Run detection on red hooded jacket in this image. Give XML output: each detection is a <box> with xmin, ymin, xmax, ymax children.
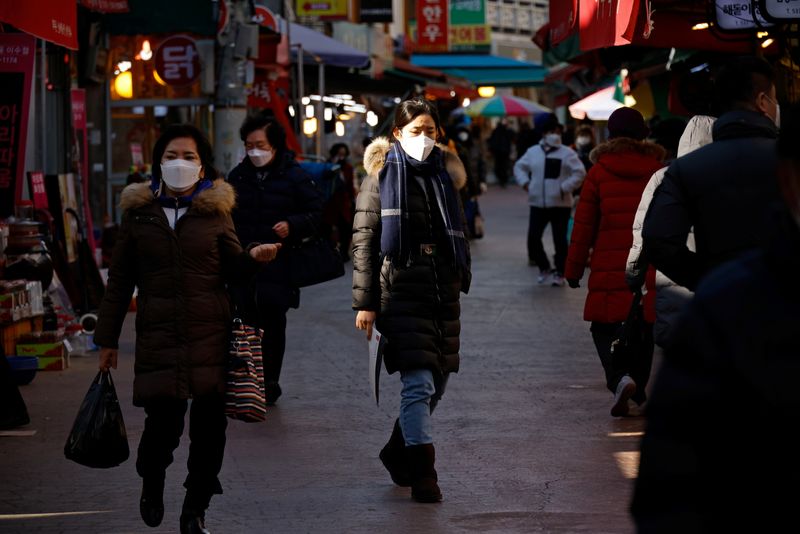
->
<box><xmin>565</xmin><ymin>138</ymin><xmax>666</xmax><ymax>323</ymax></box>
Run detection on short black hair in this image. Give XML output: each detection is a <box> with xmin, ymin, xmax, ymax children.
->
<box><xmin>393</xmin><ymin>98</ymin><xmax>441</xmax><ymax>135</ymax></box>
<box><xmin>152</xmin><ymin>124</ymin><xmax>218</xmax><ymax>181</ymax></box>
<box><xmin>239</xmin><ymin>115</ymin><xmax>287</xmax><ymax>152</ymax></box>
<box><xmin>329</xmin><ymin>143</ymin><xmax>349</xmax><ymax>159</ymax></box>
<box><xmin>714</xmin><ymin>56</ymin><xmax>775</xmax><ymax>113</ymax></box>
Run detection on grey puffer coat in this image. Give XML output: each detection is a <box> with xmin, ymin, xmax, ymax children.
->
<box><xmin>95</xmin><ymin>180</ymin><xmax>257</xmax><ymax>406</ymax></box>
<box><xmin>626</xmin><ymin>116</ymin><xmax>715</xmax><ymax>346</ymax></box>
<box><xmin>352</xmin><ymin>137</ymin><xmax>470</xmax><ymax>377</ymax></box>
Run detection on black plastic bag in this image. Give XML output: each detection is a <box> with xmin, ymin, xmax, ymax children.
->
<box><xmin>64</xmin><ymin>371</ymin><xmax>129</xmax><ymax>468</ymax></box>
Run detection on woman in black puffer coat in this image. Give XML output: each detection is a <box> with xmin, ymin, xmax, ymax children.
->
<box><xmin>353</xmin><ymin>99</ymin><xmax>470</xmax><ymax>503</ymax></box>
<box><xmin>227</xmin><ymin>116</ymin><xmax>323</xmax><ymax>404</ymax></box>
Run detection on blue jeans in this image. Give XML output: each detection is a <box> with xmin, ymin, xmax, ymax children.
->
<box><xmin>399</xmin><ymin>369</ymin><xmax>448</xmax><ymax>446</ymax></box>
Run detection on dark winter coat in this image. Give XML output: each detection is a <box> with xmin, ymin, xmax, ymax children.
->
<box><xmin>227</xmin><ymin>152</ymin><xmax>323</xmax><ymax>310</ymax></box>
<box><xmin>95</xmin><ymin>180</ymin><xmax>257</xmax><ymax>407</ymax></box>
<box><xmin>631</xmin><ymin>213</ymin><xmax>800</xmax><ymax>533</ymax></box>
<box><xmin>565</xmin><ymin>138</ymin><xmax>665</xmax><ymax>323</ymax></box>
<box><xmin>352</xmin><ymin>137</ymin><xmax>470</xmax><ymax>377</ymax></box>
<box><xmin>642</xmin><ymin>110</ymin><xmax>781</xmax><ymax>291</ymax></box>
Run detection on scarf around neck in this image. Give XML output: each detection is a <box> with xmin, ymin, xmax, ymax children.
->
<box><xmin>378</xmin><ymin>142</ymin><xmax>468</xmax><ymax>271</ymax></box>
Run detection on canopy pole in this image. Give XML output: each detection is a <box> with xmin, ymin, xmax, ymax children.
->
<box><xmin>316</xmin><ymin>61</ymin><xmax>324</xmax><ymax>159</ymax></box>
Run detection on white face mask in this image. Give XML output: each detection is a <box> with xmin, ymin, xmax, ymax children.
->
<box><xmin>160</xmin><ymin>159</ymin><xmax>202</xmax><ymax>193</ymax></box>
<box><xmin>248</xmin><ymin>148</ymin><xmax>273</xmax><ymax>167</ymax></box>
<box><xmin>576</xmin><ymin>136</ymin><xmax>591</xmax><ymax>147</ymax></box>
<box><xmin>544</xmin><ymin>133</ymin><xmax>562</xmax><ymax>147</ymax></box>
<box><xmin>399</xmin><ymin>134</ymin><xmax>436</xmax><ymax>161</ymax></box>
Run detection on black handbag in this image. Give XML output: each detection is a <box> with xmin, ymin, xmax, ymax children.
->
<box><xmin>288</xmin><ymin>235</ymin><xmax>345</xmax><ymax>288</ymax></box>
<box><xmin>64</xmin><ymin>371</ymin><xmax>130</xmax><ymax>468</ymax></box>
<box><xmin>610</xmin><ymin>291</ymin><xmax>646</xmax><ymax>370</ymax></box>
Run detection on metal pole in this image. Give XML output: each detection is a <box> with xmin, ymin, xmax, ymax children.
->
<box><xmin>39</xmin><ymin>40</ymin><xmax>47</xmax><ymax>174</ymax></box>
<box><xmin>316</xmin><ymin>61</ymin><xmax>324</xmax><ymax>159</ymax></box>
<box><xmin>296</xmin><ymin>43</ymin><xmax>305</xmax><ymax>156</ymax></box>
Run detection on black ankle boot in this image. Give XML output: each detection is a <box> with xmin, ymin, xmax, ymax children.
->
<box><xmin>180</xmin><ymin>491</ymin><xmax>211</xmax><ymax>534</ymax></box>
<box><xmin>139</xmin><ymin>477</ymin><xmax>165</xmax><ymax>527</ymax></box>
<box><xmin>379</xmin><ymin>419</ymin><xmax>411</xmax><ymax>487</ymax></box>
<box><xmin>406</xmin><ymin>443</ymin><xmax>442</xmax><ymax>503</ymax></box>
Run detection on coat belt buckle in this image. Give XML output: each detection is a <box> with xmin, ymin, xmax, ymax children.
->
<box><xmin>420</xmin><ymin>244</ymin><xmax>437</xmax><ymax>256</ymax></box>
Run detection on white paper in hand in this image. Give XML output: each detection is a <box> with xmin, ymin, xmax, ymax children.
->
<box><xmin>368</xmin><ymin>329</ymin><xmax>384</xmax><ymax>405</ymax></box>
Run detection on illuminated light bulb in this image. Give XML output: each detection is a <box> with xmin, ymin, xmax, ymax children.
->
<box><xmin>139</xmin><ymin>40</ymin><xmax>153</xmax><ymax>61</ymax></box>
<box><xmin>114</xmin><ymin>71</ymin><xmax>133</xmax><ymax>98</ymax></box>
<box><xmin>305</xmin><ymin>105</ymin><xmax>314</xmax><ymax>118</ymax></box>
<box><xmin>335</xmin><ymin>121</ymin><xmax>345</xmax><ymax>136</ymax></box>
<box><xmin>477</xmin><ymin>86</ymin><xmax>495</xmax><ymax>98</ymax></box>
<box><xmin>303</xmin><ymin>118</ymin><xmax>317</xmax><ymax>136</ymax></box>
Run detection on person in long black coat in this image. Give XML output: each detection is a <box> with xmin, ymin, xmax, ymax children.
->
<box><xmin>352</xmin><ymin>99</ymin><xmax>470</xmax><ymax>503</ymax></box>
<box><xmin>631</xmin><ymin>103</ymin><xmax>800</xmax><ymax>533</ymax></box>
<box><xmin>227</xmin><ymin>116</ymin><xmax>323</xmax><ymax>405</ymax></box>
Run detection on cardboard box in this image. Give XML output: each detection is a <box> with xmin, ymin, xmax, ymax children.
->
<box><xmin>17</xmin><ymin>341</ymin><xmax>64</xmax><ymax>358</ymax></box>
<box><xmin>37</xmin><ymin>354</ymin><xmax>67</xmax><ymax>371</ymax></box>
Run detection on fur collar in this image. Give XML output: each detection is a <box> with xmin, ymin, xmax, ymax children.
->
<box><xmin>589</xmin><ymin>138</ymin><xmax>667</xmax><ymax>164</ymax></box>
<box><xmin>119</xmin><ymin>179</ymin><xmax>236</xmax><ymax>216</ymax></box>
<box><xmin>363</xmin><ymin>136</ymin><xmax>467</xmax><ymax>190</ymax></box>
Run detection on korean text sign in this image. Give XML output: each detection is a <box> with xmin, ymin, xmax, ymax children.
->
<box><xmin>416</xmin><ymin>0</ymin><xmax>449</xmax><ymax>52</ymax></box>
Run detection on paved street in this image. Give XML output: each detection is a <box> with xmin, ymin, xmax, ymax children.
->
<box><xmin>0</xmin><ymin>186</ymin><xmax>648</xmax><ymax>533</ymax></box>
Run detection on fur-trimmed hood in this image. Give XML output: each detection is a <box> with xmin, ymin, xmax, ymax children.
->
<box><xmin>119</xmin><ymin>179</ymin><xmax>236</xmax><ymax>215</ymax></box>
<box><xmin>589</xmin><ymin>138</ymin><xmax>666</xmax><ymax>180</ymax></box>
<box><xmin>363</xmin><ymin>136</ymin><xmax>467</xmax><ymax>190</ymax></box>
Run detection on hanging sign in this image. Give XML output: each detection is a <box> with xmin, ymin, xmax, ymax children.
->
<box><xmin>0</xmin><ymin>34</ymin><xmax>36</xmax><ymax>218</ymax></box>
<box><xmin>80</xmin><ymin>0</ymin><xmax>130</xmax><ymax>13</ymax></box>
<box><xmin>253</xmin><ymin>4</ymin><xmax>279</xmax><ymax>32</ymax></box>
<box><xmin>550</xmin><ymin>0</ymin><xmax>577</xmax><ymax>46</ymax></box>
<box><xmin>762</xmin><ymin>0</ymin><xmax>800</xmax><ymax>19</ymax></box>
<box><xmin>155</xmin><ymin>36</ymin><xmax>201</xmax><ymax>86</ymax></box>
<box><xmin>449</xmin><ymin>0</ymin><xmax>490</xmax><ymax>52</ymax></box>
<box><xmin>70</xmin><ymin>89</ymin><xmax>97</xmax><ymax>255</ymax></box>
<box><xmin>579</xmin><ymin>0</ymin><xmax>640</xmax><ymax>51</ymax></box>
<box><xmin>714</xmin><ymin>0</ymin><xmax>773</xmax><ymax>30</ymax></box>
<box><xmin>296</xmin><ymin>0</ymin><xmax>348</xmax><ymax>20</ymax></box>
<box><xmin>28</xmin><ymin>172</ymin><xmax>48</xmax><ymax>210</ymax></box>
<box><xmin>359</xmin><ymin>0</ymin><xmax>392</xmax><ymax>22</ymax></box>
<box><xmin>416</xmin><ymin>0</ymin><xmax>449</xmax><ymax>53</ymax></box>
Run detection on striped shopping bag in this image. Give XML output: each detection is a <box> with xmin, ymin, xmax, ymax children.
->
<box><xmin>224</xmin><ymin>319</ymin><xmax>267</xmax><ymax>422</ymax></box>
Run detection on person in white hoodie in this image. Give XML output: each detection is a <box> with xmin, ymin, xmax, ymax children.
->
<box><xmin>626</xmin><ymin>115</ymin><xmax>716</xmax><ymax>347</ymax></box>
<box><xmin>514</xmin><ymin>113</ymin><xmax>586</xmax><ymax>286</ymax></box>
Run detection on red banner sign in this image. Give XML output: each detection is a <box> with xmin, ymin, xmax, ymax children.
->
<box><xmin>0</xmin><ymin>34</ymin><xmax>36</xmax><ymax>218</ymax></box>
<box><xmin>28</xmin><ymin>171</ymin><xmax>48</xmax><ymax>210</ymax></box>
<box><xmin>0</xmin><ymin>1</ymin><xmax>77</xmax><ymax>50</ymax></box>
<box><xmin>416</xmin><ymin>0</ymin><xmax>449</xmax><ymax>53</ymax></box>
<box><xmin>70</xmin><ymin>89</ymin><xmax>96</xmax><ymax>255</ymax></box>
<box><xmin>79</xmin><ymin>0</ymin><xmax>130</xmax><ymax>13</ymax></box>
<box><xmin>155</xmin><ymin>36</ymin><xmax>201</xmax><ymax>86</ymax></box>
<box><xmin>550</xmin><ymin>0</ymin><xmax>577</xmax><ymax>46</ymax></box>
<box><xmin>579</xmin><ymin>0</ymin><xmax>640</xmax><ymax>51</ymax></box>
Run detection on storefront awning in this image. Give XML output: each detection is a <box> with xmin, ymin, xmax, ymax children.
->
<box><xmin>280</xmin><ymin>18</ymin><xmax>370</xmax><ymax>69</ymax></box>
<box><xmin>0</xmin><ymin>0</ymin><xmax>78</xmax><ymax>49</ymax></box>
<box><xmin>579</xmin><ymin>0</ymin><xmax>641</xmax><ymax>51</ymax></box>
<box><xmin>410</xmin><ymin>54</ymin><xmax>547</xmax><ymax>87</ymax></box>
<box><xmin>569</xmin><ymin>86</ymin><xmax>624</xmax><ymax>121</ymax></box>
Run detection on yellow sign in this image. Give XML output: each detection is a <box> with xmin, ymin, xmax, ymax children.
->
<box><xmin>449</xmin><ymin>24</ymin><xmax>491</xmax><ymax>48</ymax></box>
<box><xmin>296</xmin><ymin>0</ymin><xmax>348</xmax><ymax>19</ymax></box>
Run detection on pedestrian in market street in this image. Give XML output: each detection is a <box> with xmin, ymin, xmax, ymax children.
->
<box><xmin>353</xmin><ymin>98</ymin><xmax>471</xmax><ymax>503</ymax></box>
<box><xmin>564</xmin><ymin>107</ymin><xmax>666</xmax><ymax>417</ymax></box>
<box><xmin>488</xmin><ymin>119</ymin><xmax>514</xmax><ymax>187</ymax></box>
<box><xmin>325</xmin><ymin>142</ymin><xmax>357</xmax><ymax>261</ymax></box>
<box><xmin>514</xmin><ymin>112</ymin><xmax>586</xmax><ymax>284</ymax></box>
<box><xmin>630</xmin><ymin>102</ymin><xmax>800</xmax><ymax>534</ymax></box>
<box><xmin>226</xmin><ymin>115</ymin><xmax>324</xmax><ymax>405</ymax></box>
<box><xmin>626</xmin><ymin>115</ymin><xmax>716</xmax><ymax>348</ymax></box>
<box><xmin>642</xmin><ymin>55</ymin><xmax>782</xmax><ymax>291</ymax></box>
<box><xmin>95</xmin><ymin>124</ymin><xmax>281</xmax><ymax>534</ymax></box>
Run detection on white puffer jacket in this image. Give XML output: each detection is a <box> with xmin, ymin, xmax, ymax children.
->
<box><xmin>513</xmin><ymin>141</ymin><xmax>586</xmax><ymax>208</ymax></box>
<box><xmin>626</xmin><ymin>115</ymin><xmax>716</xmax><ymax>347</ymax></box>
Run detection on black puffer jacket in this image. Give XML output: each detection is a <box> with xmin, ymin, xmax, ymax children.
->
<box><xmin>642</xmin><ymin>110</ymin><xmax>781</xmax><ymax>291</ymax></box>
<box><xmin>95</xmin><ymin>180</ymin><xmax>257</xmax><ymax>406</ymax></box>
<box><xmin>352</xmin><ymin>137</ymin><xmax>470</xmax><ymax>377</ymax></box>
<box><xmin>227</xmin><ymin>152</ymin><xmax>323</xmax><ymax>310</ymax></box>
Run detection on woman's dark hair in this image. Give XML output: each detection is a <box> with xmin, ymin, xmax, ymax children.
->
<box><xmin>393</xmin><ymin>98</ymin><xmax>441</xmax><ymax>135</ymax></box>
<box><xmin>239</xmin><ymin>114</ymin><xmax>287</xmax><ymax>153</ymax></box>
<box><xmin>329</xmin><ymin>143</ymin><xmax>350</xmax><ymax>159</ymax></box>
<box><xmin>152</xmin><ymin>124</ymin><xmax>218</xmax><ymax>181</ymax></box>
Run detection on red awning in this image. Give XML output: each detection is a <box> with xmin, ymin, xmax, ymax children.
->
<box><xmin>550</xmin><ymin>0</ymin><xmax>578</xmax><ymax>46</ymax></box>
<box><xmin>80</xmin><ymin>0</ymin><xmax>130</xmax><ymax>13</ymax></box>
<box><xmin>579</xmin><ymin>0</ymin><xmax>641</xmax><ymax>51</ymax></box>
<box><xmin>0</xmin><ymin>0</ymin><xmax>78</xmax><ymax>50</ymax></box>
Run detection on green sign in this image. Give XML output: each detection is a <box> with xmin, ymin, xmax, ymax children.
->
<box><xmin>450</xmin><ymin>0</ymin><xmax>485</xmax><ymax>25</ymax></box>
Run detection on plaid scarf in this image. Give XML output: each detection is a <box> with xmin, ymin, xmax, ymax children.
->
<box><xmin>379</xmin><ymin>142</ymin><xmax>468</xmax><ymax>271</ymax></box>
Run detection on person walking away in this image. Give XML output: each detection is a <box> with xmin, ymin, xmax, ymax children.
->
<box><xmin>488</xmin><ymin>119</ymin><xmax>514</xmax><ymax>187</ymax></box>
<box><xmin>626</xmin><ymin>116</ymin><xmax>715</xmax><ymax>348</ymax></box>
<box><xmin>227</xmin><ymin>115</ymin><xmax>324</xmax><ymax>405</ymax></box>
<box><xmin>453</xmin><ymin>125</ymin><xmax>485</xmax><ymax>239</ymax></box>
<box><xmin>642</xmin><ymin>56</ymin><xmax>782</xmax><ymax>291</ymax></box>
<box><xmin>95</xmin><ymin>124</ymin><xmax>280</xmax><ymax>534</ymax></box>
<box><xmin>631</xmin><ymin>103</ymin><xmax>800</xmax><ymax>534</ymax></box>
<box><xmin>353</xmin><ymin>98</ymin><xmax>471</xmax><ymax>503</ymax></box>
<box><xmin>514</xmin><ymin>113</ymin><xmax>586</xmax><ymax>283</ymax></box>
<box><xmin>565</xmin><ymin>107</ymin><xmax>666</xmax><ymax>417</ymax></box>
<box><xmin>326</xmin><ymin>143</ymin><xmax>357</xmax><ymax>261</ymax></box>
